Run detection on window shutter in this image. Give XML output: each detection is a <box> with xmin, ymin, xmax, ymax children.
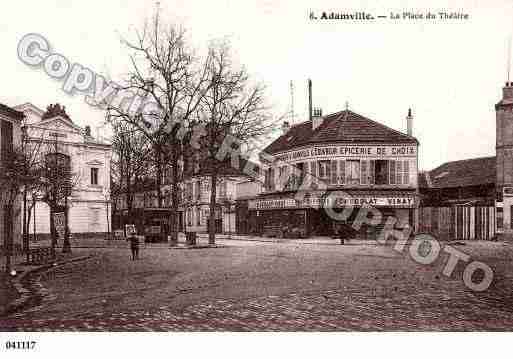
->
<box><xmin>330</xmin><ymin>160</ymin><xmax>337</xmax><ymax>185</ymax></box>
<box><xmin>339</xmin><ymin>160</ymin><xmax>345</xmax><ymax>184</ymax></box>
<box><xmin>404</xmin><ymin>160</ymin><xmax>410</xmax><ymax>185</ymax></box>
<box><xmin>369</xmin><ymin>160</ymin><xmax>375</xmax><ymax>184</ymax></box>
<box><xmin>310</xmin><ymin>161</ymin><xmax>316</xmax><ymax>178</ymax></box>
<box><xmin>396</xmin><ymin>160</ymin><xmax>403</xmax><ymax>185</ymax></box>
<box><xmin>361</xmin><ymin>160</ymin><xmax>368</xmax><ymax>184</ymax></box>
<box><xmin>389</xmin><ymin>160</ymin><xmax>396</xmax><ymax>185</ymax></box>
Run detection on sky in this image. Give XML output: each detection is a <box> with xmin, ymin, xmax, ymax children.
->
<box><xmin>1</xmin><ymin>0</ymin><xmax>513</xmax><ymax>170</ymax></box>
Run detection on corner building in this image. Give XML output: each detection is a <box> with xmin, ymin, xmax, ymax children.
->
<box><xmin>250</xmin><ymin>109</ymin><xmax>419</xmax><ymax>239</ymax></box>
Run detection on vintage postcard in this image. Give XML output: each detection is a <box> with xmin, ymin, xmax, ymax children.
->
<box><xmin>0</xmin><ymin>0</ymin><xmax>511</xmax><ymax>357</ymax></box>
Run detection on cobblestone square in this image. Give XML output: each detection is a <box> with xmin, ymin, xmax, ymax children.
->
<box><xmin>2</xmin><ymin>239</ymin><xmax>513</xmax><ymax>331</ymax></box>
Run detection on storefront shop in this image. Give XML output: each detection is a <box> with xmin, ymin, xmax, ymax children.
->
<box><xmin>251</xmin><ymin>108</ymin><xmax>419</xmax><ymax>239</ymax></box>
<box><xmin>249</xmin><ymin>191</ymin><xmax>416</xmax><ymax>239</ymax></box>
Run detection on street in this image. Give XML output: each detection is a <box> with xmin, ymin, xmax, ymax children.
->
<box><xmin>2</xmin><ymin>238</ymin><xmax>513</xmax><ymax>331</ymax></box>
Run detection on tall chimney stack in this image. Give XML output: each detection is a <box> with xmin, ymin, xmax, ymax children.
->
<box><xmin>406</xmin><ymin>108</ymin><xmax>413</xmax><ymax>136</ymax></box>
<box><xmin>308</xmin><ymin>79</ymin><xmax>313</xmax><ymax>123</ymax></box>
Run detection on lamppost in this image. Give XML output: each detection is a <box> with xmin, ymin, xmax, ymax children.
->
<box><xmin>103</xmin><ymin>188</ymin><xmax>111</xmax><ymax>240</ymax></box>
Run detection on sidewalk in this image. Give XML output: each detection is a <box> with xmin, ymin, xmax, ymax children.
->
<box><xmin>0</xmin><ymin>252</ymin><xmax>95</xmax><ymax>316</ymax></box>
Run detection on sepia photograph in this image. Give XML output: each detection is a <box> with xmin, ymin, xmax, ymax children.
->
<box><xmin>1</xmin><ymin>0</ymin><xmax>513</xmax><ymax>357</ymax></box>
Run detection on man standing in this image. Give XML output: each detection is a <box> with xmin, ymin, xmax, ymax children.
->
<box><xmin>128</xmin><ymin>232</ymin><xmax>140</xmax><ymax>260</ymax></box>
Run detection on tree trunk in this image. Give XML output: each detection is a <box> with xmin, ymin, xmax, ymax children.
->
<box><xmin>208</xmin><ymin>171</ymin><xmax>218</xmax><ymax>245</ymax></box>
<box><xmin>22</xmin><ymin>189</ymin><xmax>28</xmax><ymax>253</ymax></box>
<box><xmin>169</xmin><ymin>152</ymin><xmax>180</xmax><ymax>246</ymax></box>
<box><xmin>49</xmin><ymin>205</ymin><xmax>56</xmax><ymax>258</ymax></box>
<box><xmin>62</xmin><ymin>196</ymin><xmax>71</xmax><ymax>254</ymax></box>
<box><xmin>3</xmin><ymin>205</ymin><xmax>13</xmax><ymax>274</ymax></box>
<box><xmin>26</xmin><ymin>202</ymin><xmax>34</xmax><ymax>263</ymax></box>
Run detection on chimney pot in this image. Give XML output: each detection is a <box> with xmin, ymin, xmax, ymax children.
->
<box><xmin>406</xmin><ymin>108</ymin><xmax>413</xmax><ymax>137</ymax></box>
<box><xmin>282</xmin><ymin>121</ymin><xmax>290</xmax><ymax>135</ymax></box>
<box><xmin>85</xmin><ymin>125</ymin><xmax>91</xmax><ymax>137</ymax></box>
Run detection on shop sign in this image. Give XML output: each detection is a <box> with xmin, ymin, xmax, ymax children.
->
<box><xmin>274</xmin><ymin>145</ymin><xmax>417</xmax><ymax>162</ymax></box>
<box><xmin>249</xmin><ymin>195</ymin><xmax>415</xmax><ymax>209</ymax></box>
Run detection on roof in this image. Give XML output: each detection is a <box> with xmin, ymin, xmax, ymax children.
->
<box><xmin>0</xmin><ymin>103</ymin><xmax>24</xmax><ymax>120</ymax></box>
<box><xmin>264</xmin><ymin>109</ymin><xmax>418</xmax><ymax>154</ymax></box>
<box><xmin>420</xmin><ymin>156</ymin><xmax>496</xmax><ymax>189</ymax></box>
<box><xmin>194</xmin><ymin>157</ymin><xmax>260</xmax><ymax>178</ymax></box>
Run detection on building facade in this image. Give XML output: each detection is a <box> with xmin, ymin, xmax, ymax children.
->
<box><xmin>248</xmin><ymin>109</ymin><xmax>419</xmax><ymax>239</ymax></box>
<box><xmin>496</xmin><ymin>81</ymin><xmax>513</xmax><ymax>235</ymax></box>
<box><xmin>15</xmin><ymin>103</ymin><xmax>112</xmax><ymax>239</ymax></box>
<box><xmin>0</xmin><ymin>103</ymin><xmax>24</xmax><ymax>250</ymax></box>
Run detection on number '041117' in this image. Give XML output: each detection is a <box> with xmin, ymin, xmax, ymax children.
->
<box><xmin>5</xmin><ymin>341</ymin><xmax>36</xmax><ymax>350</ymax></box>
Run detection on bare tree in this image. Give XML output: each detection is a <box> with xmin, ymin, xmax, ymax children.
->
<box><xmin>106</xmin><ymin>10</ymin><xmax>210</xmax><ymax>244</ymax></box>
<box><xmin>199</xmin><ymin>41</ymin><xmax>273</xmax><ymax>245</ymax></box>
<box><xmin>39</xmin><ymin>138</ymin><xmax>80</xmax><ymax>254</ymax></box>
<box><xmin>110</xmin><ymin>120</ymin><xmax>151</xmax><ymax>234</ymax></box>
<box><xmin>0</xmin><ymin>136</ymin><xmax>46</xmax><ymax>272</ymax></box>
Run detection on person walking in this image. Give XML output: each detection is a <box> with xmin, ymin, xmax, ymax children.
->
<box><xmin>128</xmin><ymin>232</ymin><xmax>140</xmax><ymax>260</ymax></box>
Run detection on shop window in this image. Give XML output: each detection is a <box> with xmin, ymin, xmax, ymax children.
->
<box><xmin>497</xmin><ymin>207</ymin><xmax>503</xmax><ymax>230</ymax></box>
<box><xmin>375</xmin><ymin>160</ymin><xmax>389</xmax><ymax>185</ymax></box>
<box><xmin>346</xmin><ymin>160</ymin><xmax>360</xmax><ymax>185</ymax></box>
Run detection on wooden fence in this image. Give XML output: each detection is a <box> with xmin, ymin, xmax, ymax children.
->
<box><xmin>418</xmin><ymin>206</ymin><xmax>496</xmax><ymax>240</ymax></box>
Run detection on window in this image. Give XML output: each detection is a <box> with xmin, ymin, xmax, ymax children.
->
<box><xmin>186</xmin><ymin>182</ymin><xmax>193</xmax><ymax>201</ymax></box>
<box><xmin>346</xmin><ymin>160</ymin><xmax>360</xmax><ymax>185</ymax></box>
<box><xmin>195</xmin><ymin>181</ymin><xmax>201</xmax><ymax>200</ymax></box>
<box><xmin>1</xmin><ymin>119</ymin><xmax>13</xmax><ymax>162</ymax></box>
<box><xmin>403</xmin><ymin>161</ymin><xmax>410</xmax><ymax>185</ymax></box>
<box><xmin>375</xmin><ymin>160</ymin><xmax>389</xmax><ymax>185</ymax></box>
<box><xmin>90</xmin><ymin>167</ymin><xmax>99</xmax><ymax>185</ymax></box>
<box><xmin>330</xmin><ymin>160</ymin><xmax>337</xmax><ymax>185</ymax></box>
<box><xmin>219</xmin><ymin>181</ymin><xmax>227</xmax><ymax>198</ymax></box>
<box><xmin>296</xmin><ymin>162</ymin><xmax>305</xmax><ymax>188</ymax></box>
<box><xmin>338</xmin><ymin>160</ymin><xmax>345</xmax><ymax>184</ymax></box>
<box><xmin>187</xmin><ymin>208</ymin><xmax>192</xmax><ymax>226</ymax></box>
<box><xmin>390</xmin><ymin>160</ymin><xmax>410</xmax><ymax>185</ymax></box>
<box><xmin>497</xmin><ymin>207</ymin><xmax>503</xmax><ymax>230</ymax></box>
<box><xmin>264</xmin><ymin>168</ymin><xmax>275</xmax><ymax>191</ymax></box>
<box><xmin>196</xmin><ymin>207</ymin><xmax>201</xmax><ymax>226</ymax></box>
<box><xmin>279</xmin><ymin>165</ymin><xmax>290</xmax><ymax>189</ymax></box>
<box><xmin>361</xmin><ymin>160</ymin><xmax>368</xmax><ymax>185</ymax></box>
<box><xmin>318</xmin><ymin>160</ymin><xmax>330</xmax><ymax>180</ymax></box>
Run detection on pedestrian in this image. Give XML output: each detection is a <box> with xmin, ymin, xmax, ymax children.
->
<box><xmin>128</xmin><ymin>232</ymin><xmax>140</xmax><ymax>260</ymax></box>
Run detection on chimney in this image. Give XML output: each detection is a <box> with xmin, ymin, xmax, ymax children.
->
<box><xmin>282</xmin><ymin>121</ymin><xmax>290</xmax><ymax>135</ymax></box>
<box><xmin>85</xmin><ymin>125</ymin><xmax>91</xmax><ymax>137</ymax></box>
<box><xmin>308</xmin><ymin>79</ymin><xmax>313</xmax><ymax>123</ymax></box>
<box><xmin>503</xmin><ymin>82</ymin><xmax>513</xmax><ymax>100</ymax></box>
<box><xmin>406</xmin><ymin>108</ymin><xmax>413</xmax><ymax>136</ymax></box>
<box><xmin>312</xmin><ymin>107</ymin><xmax>323</xmax><ymax>131</ymax></box>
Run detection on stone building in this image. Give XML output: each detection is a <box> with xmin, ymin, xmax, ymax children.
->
<box><xmin>15</xmin><ymin>103</ymin><xmax>112</xmax><ymax>239</ymax></box>
<box><xmin>495</xmin><ymin>81</ymin><xmax>513</xmax><ymax>236</ymax></box>
<box><xmin>0</xmin><ymin>103</ymin><xmax>24</xmax><ymax>250</ymax></box>
<box><xmin>249</xmin><ymin>107</ymin><xmax>419</xmax><ymax>239</ymax></box>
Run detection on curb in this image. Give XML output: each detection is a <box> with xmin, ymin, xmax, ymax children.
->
<box><xmin>1</xmin><ymin>254</ymin><xmax>96</xmax><ymax>317</ymax></box>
